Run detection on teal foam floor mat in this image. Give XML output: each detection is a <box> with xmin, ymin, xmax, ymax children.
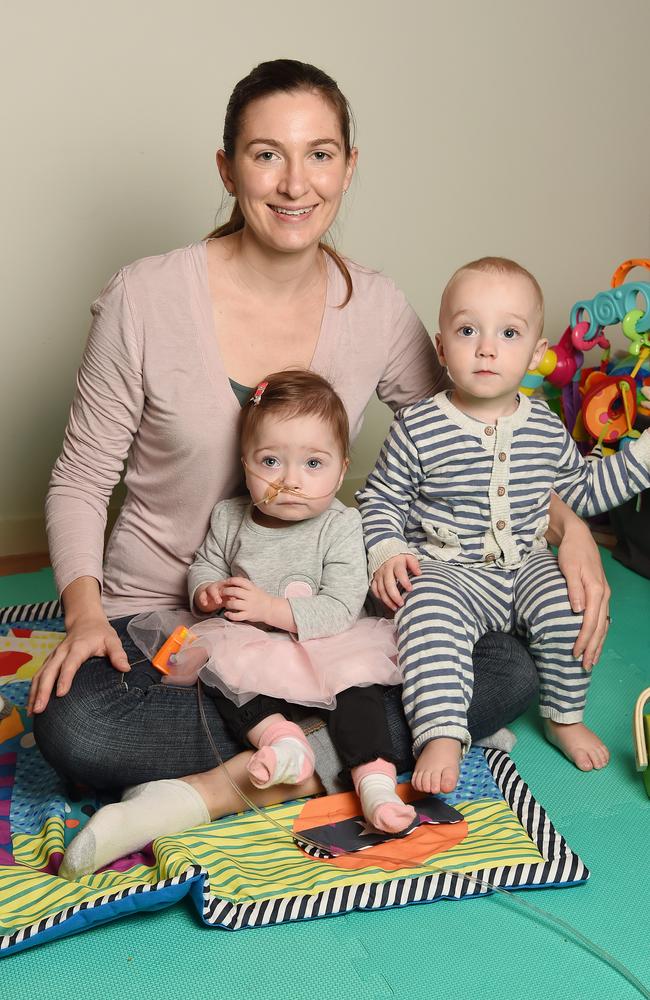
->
<box><xmin>1</xmin><ymin>551</ymin><xmax>649</xmax><ymax>999</ymax></box>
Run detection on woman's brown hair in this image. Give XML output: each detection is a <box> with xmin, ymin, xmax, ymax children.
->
<box><xmin>207</xmin><ymin>59</ymin><xmax>355</xmax><ymax>306</ymax></box>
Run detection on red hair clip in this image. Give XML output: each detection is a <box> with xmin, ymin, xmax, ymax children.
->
<box><xmin>251</xmin><ymin>380</ymin><xmax>268</xmax><ymax>406</ymax></box>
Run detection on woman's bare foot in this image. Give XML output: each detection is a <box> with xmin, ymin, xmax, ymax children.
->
<box><xmin>412</xmin><ymin>738</ymin><xmax>462</xmax><ymax>794</ymax></box>
<box><xmin>544</xmin><ymin>720</ymin><xmax>610</xmax><ymax>771</ymax></box>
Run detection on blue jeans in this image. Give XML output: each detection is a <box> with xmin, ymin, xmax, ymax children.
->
<box><xmin>33</xmin><ymin>616</ymin><xmax>538</xmax><ymax>791</ymax></box>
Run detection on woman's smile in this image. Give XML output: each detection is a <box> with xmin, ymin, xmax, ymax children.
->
<box><xmin>268</xmin><ymin>203</ymin><xmax>318</xmax><ymax>221</ymax></box>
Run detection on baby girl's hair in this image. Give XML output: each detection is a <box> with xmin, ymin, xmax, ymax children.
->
<box><xmin>440</xmin><ymin>256</ymin><xmax>545</xmax><ymax>334</ymax></box>
<box><xmin>239</xmin><ymin>369</ymin><xmax>350</xmax><ymax>458</ymax></box>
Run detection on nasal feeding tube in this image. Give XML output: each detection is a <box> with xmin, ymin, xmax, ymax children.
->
<box><xmin>241</xmin><ymin>460</ymin><xmax>344</xmax><ymax>508</ymax></box>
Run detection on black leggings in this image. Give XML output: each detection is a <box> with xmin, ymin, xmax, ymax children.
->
<box><xmin>213</xmin><ymin>685</ymin><xmax>397</xmax><ymax>772</ymax></box>
<box><xmin>33</xmin><ymin>618</ymin><xmax>538</xmax><ymax>791</ymax></box>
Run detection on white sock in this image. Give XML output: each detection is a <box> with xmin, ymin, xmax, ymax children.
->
<box><xmin>58</xmin><ymin>779</ymin><xmax>210</xmax><ymax>880</ymax></box>
<box><xmin>474</xmin><ymin>727</ymin><xmax>516</xmax><ymax>753</ymax></box>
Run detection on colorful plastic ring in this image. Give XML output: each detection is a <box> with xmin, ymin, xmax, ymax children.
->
<box><xmin>611</xmin><ymin>259</ymin><xmax>650</xmax><ymax>288</ymax></box>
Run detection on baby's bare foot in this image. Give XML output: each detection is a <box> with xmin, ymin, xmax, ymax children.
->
<box><xmin>412</xmin><ymin>738</ymin><xmax>462</xmax><ymax>794</ymax></box>
<box><xmin>544</xmin><ymin>720</ymin><xmax>610</xmax><ymax>771</ymax></box>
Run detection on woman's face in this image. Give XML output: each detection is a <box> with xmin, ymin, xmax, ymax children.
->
<box><xmin>218</xmin><ymin>89</ymin><xmax>357</xmax><ymax>257</ymax></box>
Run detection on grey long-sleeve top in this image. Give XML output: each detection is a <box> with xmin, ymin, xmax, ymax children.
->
<box><xmin>188</xmin><ymin>497</ymin><xmax>370</xmax><ymax>641</ymax></box>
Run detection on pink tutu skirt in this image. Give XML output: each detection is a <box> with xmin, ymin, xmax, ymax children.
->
<box><xmin>128</xmin><ymin>612</ymin><xmax>401</xmax><ymax>711</ymax></box>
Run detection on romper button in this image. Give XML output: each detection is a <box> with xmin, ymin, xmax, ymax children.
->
<box><xmin>497</xmin><ymin>486</ymin><xmax>506</xmax><ymax>496</ymax></box>
<box><xmin>496</xmin><ymin>519</ymin><xmax>506</xmax><ymax>530</ymax></box>
<box><xmin>485</xmin><ymin>552</ymin><xmax>496</xmax><ymax>562</ymax></box>
<box><xmin>484</xmin><ymin>426</ymin><xmax>494</xmax><ymax>436</ymax></box>
<box><xmin>498</xmin><ymin>451</ymin><xmax>507</xmax><ymax>461</ymax></box>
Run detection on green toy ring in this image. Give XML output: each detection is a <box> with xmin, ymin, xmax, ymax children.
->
<box><xmin>621</xmin><ymin>308</ymin><xmax>650</xmax><ymax>355</ymax></box>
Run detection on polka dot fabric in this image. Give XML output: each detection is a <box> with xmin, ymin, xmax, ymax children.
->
<box><xmin>439</xmin><ymin>747</ymin><xmax>502</xmax><ymax>806</ymax></box>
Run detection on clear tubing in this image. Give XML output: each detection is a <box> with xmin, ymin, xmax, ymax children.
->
<box><xmin>196</xmin><ymin>682</ymin><xmax>650</xmax><ymax>999</ymax></box>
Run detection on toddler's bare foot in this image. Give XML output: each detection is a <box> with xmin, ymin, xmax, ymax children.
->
<box><xmin>412</xmin><ymin>738</ymin><xmax>462</xmax><ymax>794</ymax></box>
<box><xmin>544</xmin><ymin>720</ymin><xmax>609</xmax><ymax>771</ymax></box>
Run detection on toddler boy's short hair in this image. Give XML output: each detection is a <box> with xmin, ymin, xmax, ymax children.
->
<box><xmin>439</xmin><ymin>256</ymin><xmax>545</xmax><ymax>336</ymax></box>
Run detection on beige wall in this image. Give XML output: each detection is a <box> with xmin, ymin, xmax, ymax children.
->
<box><xmin>2</xmin><ymin>0</ymin><xmax>649</xmax><ymax>553</ymax></box>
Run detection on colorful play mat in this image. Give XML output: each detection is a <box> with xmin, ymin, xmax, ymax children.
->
<box><xmin>0</xmin><ymin>601</ymin><xmax>589</xmax><ymax>958</ymax></box>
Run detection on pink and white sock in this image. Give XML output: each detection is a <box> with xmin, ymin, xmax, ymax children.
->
<box><xmin>352</xmin><ymin>760</ymin><xmax>417</xmax><ymax>834</ymax></box>
<box><xmin>247</xmin><ymin>719</ymin><xmax>315</xmax><ymax>789</ymax></box>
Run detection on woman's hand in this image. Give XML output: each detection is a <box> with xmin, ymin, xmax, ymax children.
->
<box><xmin>28</xmin><ymin>614</ymin><xmax>130</xmax><ymax>715</ymax></box>
<box><xmin>371</xmin><ymin>553</ymin><xmax>422</xmax><ymax>612</ymax></box>
<box><xmin>550</xmin><ymin>496</ymin><xmax>611</xmax><ymax>671</ymax></box>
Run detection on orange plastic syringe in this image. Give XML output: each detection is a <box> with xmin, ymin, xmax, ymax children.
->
<box><xmin>152</xmin><ymin>625</ymin><xmax>193</xmax><ymax>674</ymax></box>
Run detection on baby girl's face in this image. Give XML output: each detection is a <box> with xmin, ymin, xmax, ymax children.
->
<box><xmin>243</xmin><ymin>411</ymin><xmax>347</xmax><ymax>526</ymax></box>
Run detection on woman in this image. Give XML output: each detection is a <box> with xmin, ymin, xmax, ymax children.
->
<box><xmin>31</xmin><ymin>59</ymin><xmax>610</xmax><ymax>824</ymax></box>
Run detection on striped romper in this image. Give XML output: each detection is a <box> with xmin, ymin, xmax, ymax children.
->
<box><xmin>357</xmin><ymin>391</ymin><xmax>650</xmax><ymax>755</ymax></box>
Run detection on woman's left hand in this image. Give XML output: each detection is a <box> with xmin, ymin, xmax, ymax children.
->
<box><xmin>554</xmin><ymin>513</ymin><xmax>611</xmax><ymax>671</ymax></box>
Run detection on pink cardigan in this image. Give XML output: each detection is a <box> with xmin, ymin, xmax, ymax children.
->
<box><xmin>46</xmin><ymin>242</ymin><xmax>445</xmax><ymax>617</ymax></box>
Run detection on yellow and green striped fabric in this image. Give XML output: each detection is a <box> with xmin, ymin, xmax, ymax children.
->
<box><xmin>1</xmin><ymin>795</ymin><xmax>542</xmax><ymax>937</ymax></box>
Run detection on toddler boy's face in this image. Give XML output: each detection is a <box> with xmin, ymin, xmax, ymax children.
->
<box><xmin>436</xmin><ymin>269</ymin><xmax>548</xmax><ymax>406</ymax></box>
